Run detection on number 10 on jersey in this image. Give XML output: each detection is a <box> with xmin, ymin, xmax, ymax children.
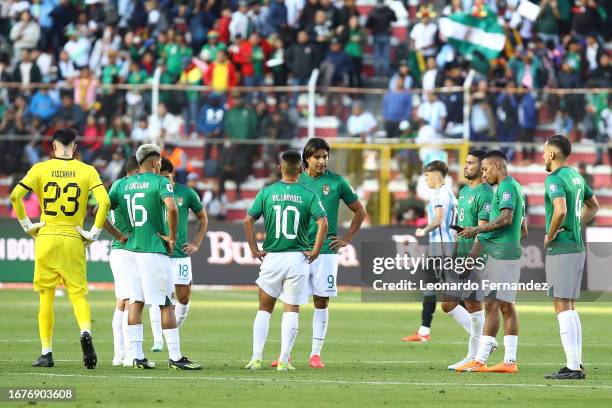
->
<box><xmin>273</xmin><ymin>205</ymin><xmax>300</xmax><ymax>240</ymax></box>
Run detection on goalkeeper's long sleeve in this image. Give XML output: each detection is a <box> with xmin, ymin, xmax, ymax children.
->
<box><xmin>91</xmin><ymin>185</ymin><xmax>111</xmax><ymax>230</ymax></box>
<box><xmin>10</xmin><ymin>184</ymin><xmax>29</xmax><ymax>221</ymax></box>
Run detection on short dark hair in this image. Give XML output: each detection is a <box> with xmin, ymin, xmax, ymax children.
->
<box><xmin>484</xmin><ymin>149</ymin><xmax>508</xmax><ymax>162</ymax></box>
<box><xmin>52</xmin><ymin>128</ymin><xmax>77</xmax><ymax>145</ymax></box>
<box><xmin>125</xmin><ymin>156</ymin><xmax>139</xmax><ymax>174</ymax></box>
<box><xmin>160</xmin><ymin>157</ymin><xmax>174</xmax><ymax>174</ymax></box>
<box><xmin>281</xmin><ymin>149</ymin><xmax>302</xmax><ymax>174</ymax></box>
<box><xmin>467</xmin><ymin>149</ymin><xmax>487</xmax><ymax>161</ymax></box>
<box><xmin>423</xmin><ymin>160</ymin><xmax>448</xmax><ymax>176</ymax></box>
<box><xmin>546</xmin><ymin>134</ymin><xmax>572</xmax><ymax>158</ymax></box>
<box><xmin>302</xmin><ymin>137</ymin><xmax>330</xmax><ymax>167</ymax></box>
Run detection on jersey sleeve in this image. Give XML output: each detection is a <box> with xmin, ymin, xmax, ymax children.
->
<box><xmin>247</xmin><ymin>190</ymin><xmax>264</xmax><ymax>219</ymax></box>
<box><xmin>339</xmin><ymin>176</ymin><xmax>358</xmax><ymax>206</ymax></box>
<box><xmin>19</xmin><ymin>164</ymin><xmax>41</xmax><ymax>194</ymax></box>
<box><xmin>189</xmin><ymin>188</ymin><xmax>204</xmax><ymax>213</ymax></box>
<box><xmin>108</xmin><ymin>180</ymin><xmax>120</xmax><ymax>210</ymax></box>
<box><xmin>88</xmin><ymin>166</ymin><xmax>104</xmax><ymax>191</ymax></box>
<box><xmin>310</xmin><ymin>193</ymin><xmax>327</xmax><ymax>220</ymax></box>
<box><xmin>477</xmin><ymin>189</ymin><xmax>494</xmax><ymax>221</ymax></box>
<box><xmin>545</xmin><ymin>175</ymin><xmax>566</xmax><ymax>200</ymax></box>
<box><xmin>583</xmin><ymin>178</ymin><xmax>594</xmax><ymax>201</ymax></box>
<box><xmin>498</xmin><ymin>181</ymin><xmax>517</xmax><ymax>211</ymax></box>
<box><xmin>432</xmin><ymin>188</ymin><xmax>451</xmax><ymax>209</ymax></box>
<box><xmin>159</xmin><ymin>178</ymin><xmax>174</xmax><ymax>200</ymax></box>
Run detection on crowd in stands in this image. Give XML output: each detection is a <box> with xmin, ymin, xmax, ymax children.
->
<box><xmin>0</xmin><ymin>0</ymin><xmax>611</xmax><ymax>208</ymax></box>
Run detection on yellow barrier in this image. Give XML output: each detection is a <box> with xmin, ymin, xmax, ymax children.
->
<box><xmin>328</xmin><ymin>141</ymin><xmax>470</xmax><ymax>225</ymax></box>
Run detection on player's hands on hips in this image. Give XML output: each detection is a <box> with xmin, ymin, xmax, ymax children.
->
<box><xmin>303</xmin><ymin>250</ymin><xmax>320</xmax><ymax>264</ymax></box>
<box><xmin>329</xmin><ymin>235</ymin><xmax>350</xmax><ymax>250</ymax></box>
<box><xmin>251</xmin><ymin>249</ymin><xmax>267</xmax><ymax>262</ymax></box>
<box><xmin>415</xmin><ymin>228</ymin><xmax>425</xmax><ymax>237</ymax></box>
<box><xmin>157</xmin><ymin>232</ymin><xmax>176</xmax><ymax>255</ymax></box>
<box><xmin>458</xmin><ymin>226</ymin><xmax>478</xmax><ymax>239</ymax></box>
<box><xmin>19</xmin><ymin>218</ymin><xmax>45</xmax><ymax>238</ymax></box>
<box><xmin>183</xmin><ymin>242</ymin><xmax>200</xmax><ymax>255</ymax></box>
<box><xmin>75</xmin><ymin>226</ymin><xmax>102</xmax><ymax>246</ymax></box>
<box><xmin>544</xmin><ymin>228</ymin><xmax>564</xmax><ymax>247</ymax></box>
<box><xmin>117</xmin><ymin>234</ymin><xmax>128</xmax><ymax>245</ymax></box>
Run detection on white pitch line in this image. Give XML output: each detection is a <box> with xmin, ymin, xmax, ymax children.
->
<box><xmin>2</xmin><ymin>372</ymin><xmax>612</xmax><ymax>390</ymax></box>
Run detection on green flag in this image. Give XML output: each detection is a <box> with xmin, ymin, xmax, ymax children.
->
<box><xmin>439</xmin><ymin>7</ymin><xmax>505</xmax><ymax>61</ymax></box>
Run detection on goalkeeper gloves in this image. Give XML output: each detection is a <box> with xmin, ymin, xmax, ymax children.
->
<box><xmin>19</xmin><ymin>218</ymin><xmax>45</xmax><ymax>238</ymax></box>
<box><xmin>75</xmin><ymin>226</ymin><xmax>103</xmax><ymax>245</ymax></box>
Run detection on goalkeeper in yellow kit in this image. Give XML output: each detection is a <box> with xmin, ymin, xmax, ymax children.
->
<box><xmin>9</xmin><ymin>128</ymin><xmax>111</xmax><ymax>369</ymax></box>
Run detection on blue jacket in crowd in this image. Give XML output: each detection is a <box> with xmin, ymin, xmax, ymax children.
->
<box><xmin>382</xmin><ymin>90</ymin><xmax>412</xmax><ymax>122</ymax></box>
<box><xmin>28</xmin><ymin>90</ymin><xmax>58</xmax><ymax>122</ymax></box>
<box><xmin>519</xmin><ymin>92</ymin><xmax>537</xmax><ymax>129</ymax></box>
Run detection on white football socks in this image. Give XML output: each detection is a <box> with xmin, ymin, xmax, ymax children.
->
<box><xmin>475</xmin><ymin>335</ymin><xmax>497</xmax><ymax>363</ymax></box>
<box><xmin>127</xmin><ymin>324</ymin><xmax>144</xmax><ymax>360</ymax></box>
<box><xmin>122</xmin><ymin>308</ymin><xmax>130</xmax><ymax>357</ymax></box>
<box><xmin>252</xmin><ymin>311</ymin><xmax>271</xmax><ymax>361</ymax></box>
<box><xmin>311</xmin><ymin>308</ymin><xmax>328</xmax><ymax>357</ymax></box>
<box><xmin>468</xmin><ymin>310</ymin><xmax>485</xmax><ymax>359</ymax></box>
<box><xmin>558</xmin><ymin>310</ymin><xmax>580</xmax><ymax>370</ymax></box>
<box><xmin>175</xmin><ymin>302</ymin><xmax>190</xmax><ymax>328</ymax></box>
<box><xmin>149</xmin><ymin>306</ymin><xmax>163</xmax><ymax>345</ymax></box>
<box><xmin>418</xmin><ymin>325</ymin><xmax>430</xmax><ymax>336</ymax></box>
<box><xmin>503</xmin><ymin>335</ymin><xmax>518</xmax><ymax>364</ymax></box>
<box><xmin>446</xmin><ymin>305</ymin><xmax>471</xmax><ymax>335</ymax></box>
<box><xmin>280</xmin><ymin>312</ymin><xmax>299</xmax><ymax>364</ymax></box>
<box><xmin>163</xmin><ymin>328</ymin><xmax>182</xmax><ymax>362</ymax></box>
<box><xmin>112</xmin><ymin>309</ymin><xmax>124</xmax><ymax>357</ymax></box>
<box><xmin>571</xmin><ymin>310</ymin><xmax>583</xmax><ymax>366</ymax></box>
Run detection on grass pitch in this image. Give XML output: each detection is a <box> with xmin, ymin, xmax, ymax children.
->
<box><xmin>1</xmin><ymin>289</ymin><xmax>612</xmax><ymax>407</ymax></box>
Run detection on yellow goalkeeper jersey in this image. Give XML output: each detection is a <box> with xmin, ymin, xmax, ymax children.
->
<box><xmin>19</xmin><ymin>158</ymin><xmax>106</xmax><ymax>239</ymax></box>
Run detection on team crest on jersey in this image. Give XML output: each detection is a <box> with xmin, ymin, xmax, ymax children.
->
<box><xmin>177</xmin><ymin>197</ymin><xmax>184</xmax><ymax>206</ymax></box>
<box><xmin>322</xmin><ymin>185</ymin><xmax>330</xmax><ymax>195</ymax></box>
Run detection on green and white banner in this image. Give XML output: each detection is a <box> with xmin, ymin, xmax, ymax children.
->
<box><xmin>439</xmin><ymin>8</ymin><xmax>506</xmax><ymax>61</ymax></box>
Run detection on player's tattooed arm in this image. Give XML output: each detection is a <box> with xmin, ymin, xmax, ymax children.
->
<box><xmin>244</xmin><ymin>215</ymin><xmax>267</xmax><ymax>261</ymax></box>
<box><xmin>184</xmin><ymin>209</ymin><xmax>208</xmax><ymax>255</ymax></box>
<box><xmin>459</xmin><ymin>208</ymin><xmax>513</xmax><ymax>238</ymax></box>
<box><xmin>329</xmin><ymin>200</ymin><xmax>365</xmax><ymax>250</ymax></box>
<box><xmin>580</xmin><ymin>195</ymin><xmax>599</xmax><ymax>228</ymax></box>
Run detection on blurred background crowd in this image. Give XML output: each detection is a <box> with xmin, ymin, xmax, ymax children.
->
<box><xmin>0</xmin><ymin>0</ymin><xmax>610</xmax><ymax>224</ymax></box>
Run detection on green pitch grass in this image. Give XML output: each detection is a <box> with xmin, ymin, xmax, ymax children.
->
<box><xmin>1</xmin><ymin>289</ymin><xmax>612</xmax><ymax>407</ymax></box>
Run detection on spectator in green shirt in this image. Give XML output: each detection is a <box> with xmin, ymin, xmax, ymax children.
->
<box><xmin>219</xmin><ymin>92</ymin><xmax>258</xmax><ymax>199</ymax></box>
<box><xmin>199</xmin><ymin>30</ymin><xmax>227</xmax><ymax>62</ymax></box>
<box><xmin>341</xmin><ymin>15</ymin><xmax>366</xmax><ymax>87</ymax></box>
<box><xmin>103</xmin><ymin>116</ymin><xmax>131</xmax><ymax>160</ymax></box>
<box><xmin>162</xmin><ymin>31</ymin><xmax>192</xmax><ymax>80</ymax></box>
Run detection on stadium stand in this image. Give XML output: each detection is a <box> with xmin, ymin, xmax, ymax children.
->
<box><xmin>0</xmin><ymin>0</ymin><xmax>610</xmax><ymax>225</ymax></box>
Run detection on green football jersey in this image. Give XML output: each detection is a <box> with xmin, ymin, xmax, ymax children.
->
<box><xmin>168</xmin><ymin>183</ymin><xmax>204</xmax><ymax>258</ymax></box>
<box><xmin>109</xmin><ymin>172</ymin><xmax>174</xmax><ymax>254</ymax></box>
<box><xmin>247</xmin><ymin>181</ymin><xmax>327</xmax><ymax>253</ymax></box>
<box><xmin>478</xmin><ymin>176</ymin><xmax>525</xmax><ymax>260</ymax></box>
<box><xmin>298</xmin><ymin>170</ymin><xmax>358</xmax><ymax>254</ymax></box>
<box><xmin>545</xmin><ymin>166</ymin><xmax>593</xmax><ymax>255</ymax></box>
<box><xmin>456</xmin><ymin>182</ymin><xmax>494</xmax><ymax>257</ymax></box>
<box><xmin>108</xmin><ymin>177</ymin><xmax>132</xmax><ymax>250</ymax></box>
